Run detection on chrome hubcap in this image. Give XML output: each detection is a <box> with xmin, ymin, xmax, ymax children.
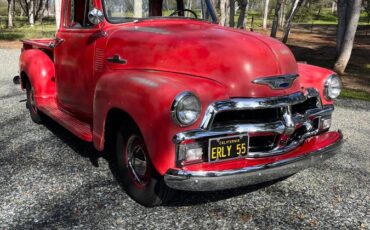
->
<box><xmin>126</xmin><ymin>135</ymin><xmax>148</xmax><ymax>185</ymax></box>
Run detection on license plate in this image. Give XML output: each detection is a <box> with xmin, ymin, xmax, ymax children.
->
<box><xmin>208</xmin><ymin>135</ymin><xmax>249</xmax><ymax>162</ymax></box>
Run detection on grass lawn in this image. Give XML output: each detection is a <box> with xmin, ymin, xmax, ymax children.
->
<box><xmin>0</xmin><ymin>17</ymin><xmax>56</xmax><ymax>41</ymax></box>
<box><xmin>306</xmin><ymin>10</ymin><xmax>369</xmax><ymax>26</ymax></box>
<box><xmin>340</xmin><ymin>89</ymin><xmax>370</xmax><ymax>102</ymax></box>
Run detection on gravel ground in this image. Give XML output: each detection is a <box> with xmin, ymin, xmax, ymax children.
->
<box><xmin>0</xmin><ymin>48</ymin><xmax>369</xmax><ymax>229</ymax></box>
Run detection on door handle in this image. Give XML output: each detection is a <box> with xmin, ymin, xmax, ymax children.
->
<box><xmin>106</xmin><ymin>54</ymin><xmax>127</xmax><ymax>64</ymax></box>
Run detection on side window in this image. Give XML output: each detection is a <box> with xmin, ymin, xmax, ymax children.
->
<box><xmin>64</xmin><ymin>0</ymin><xmax>94</xmax><ymax>28</ymax></box>
<box><xmin>104</xmin><ymin>0</ymin><xmax>150</xmax><ymax>21</ymax></box>
<box><xmin>162</xmin><ymin>0</ymin><xmax>213</xmax><ymax>21</ymax></box>
<box><xmin>162</xmin><ymin>0</ymin><xmax>178</xmax><ymax>16</ymax></box>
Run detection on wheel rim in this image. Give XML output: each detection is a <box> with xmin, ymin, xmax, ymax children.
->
<box><xmin>126</xmin><ymin>135</ymin><xmax>149</xmax><ymax>186</ymax></box>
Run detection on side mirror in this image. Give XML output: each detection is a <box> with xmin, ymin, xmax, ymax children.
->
<box><xmin>88</xmin><ymin>8</ymin><xmax>104</xmax><ymax>25</ymax></box>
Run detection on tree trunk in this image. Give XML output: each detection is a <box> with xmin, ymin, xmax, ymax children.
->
<box><xmin>45</xmin><ymin>0</ymin><xmax>50</xmax><ymax>17</ymax></box>
<box><xmin>35</xmin><ymin>0</ymin><xmax>44</xmax><ymax>22</ymax></box>
<box><xmin>55</xmin><ymin>0</ymin><xmax>61</xmax><ymax>29</ymax></box>
<box><xmin>20</xmin><ymin>6</ymin><xmax>24</xmax><ymax>17</ymax></box>
<box><xmin>237</xmin><ymin>0</ymin><xmax>249</xmax><ymax>28</ymax></box>
<box><xmin>39</xmin><ymin>0</ymin><xmax>47</xmax><ymax>22</ymax></box>
<box><xmin>7</xmin><ymin>0</ymin><xmax>14</xmax><ymax>28</ymax></box>
<box><xmin>334</xmin><ymin>0</ymin><xmax>361</xmax><ymax>74</ymax></box>
<box><xmin>282</xmin><ymin>0</ymin><xmax>304</xmax><ymax>44</ymax></box>
<box><xmin>279</xmin><ymin>0</ymin><xmax>285</xmax><ymax>27</ymax></box>
<box><xmin>336</xmin><ymin>0</ymin><xmax>347</xmax><ymax>55</ymax></box>
<box><xmin>29</xmin><ymin>0</ymin><xmax>35</xmax><ymax>26</ymax></box>
<box><xmin>364</xmin><ymin>0</ymin><xmax>370</xmax><ymax>26</ymax></box>
<box><xmin>229</xmin><ymin>0</ymin><xmax>235</xmax><ymax>27</ymax></box>
<box><xmin>19</xmin><ymin>0</ymin><xmax>29</xmax><ymax>18</ymax></box>
<box><xmin>262</xmin><ymin>0</ymin><xmax>270</xmax><ymax>29</ymax></box>
<box><xmin>220</xmin><ymin>0</ymin><xmax>228</xmax><ymax>26</ymax></box>
<box><xmin>271</xmin><ymin>0</ymin><xmax>283</xmax><ymax>37</ymax></box>
<box><xmin>134</xmin><ymin>0</ymin><xmax>144</xmax><ymax>18</ymax></box>
<box><xmin>331</xmin><ymin>1</ymin><xmax>336</xmax><ymax>14</ymax></box>
<box><xmin>315</xmin><ymin>7</ymin><xmax>321</xmax><ymax>20</ymax></box>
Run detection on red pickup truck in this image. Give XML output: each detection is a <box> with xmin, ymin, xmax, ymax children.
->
<box><xmin>17</xmin><ymin>0</ymin><xmax>343</xmax><ymax>206</ymax></box>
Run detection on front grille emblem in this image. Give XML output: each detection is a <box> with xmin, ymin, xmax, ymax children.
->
<box><xmin>252</xmin><ymin>74</ymin><xmax>299</xmax><ymax>90</ymax></box>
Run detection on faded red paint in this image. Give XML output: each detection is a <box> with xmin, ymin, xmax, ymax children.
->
<box><xmin>19</xmin><ymin>0</ymin><xmax>339</xmax><ymax>176</ymax></box>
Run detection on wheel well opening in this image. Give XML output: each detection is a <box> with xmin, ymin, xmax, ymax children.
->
<box><xmin>20</xmin><ymin>72</ymin><xmax>30</xmax><ymax>89</ymax></box>
<box><xmin>104</xmin><ymin>108</ymin><xmax>139</xmax><ymax>155</ymax></box>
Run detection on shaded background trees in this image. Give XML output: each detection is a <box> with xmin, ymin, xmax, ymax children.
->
<box><xmin>213</xmin><ymin>0</ymin><xmax>367</xmax><ymax>75</ymax></box>
<box><xmin>0</xmin><ymin>0</ymin><xmax>369</xmax><ymax>76</ymax></box>
<box><xmin>2</xmin><ymin>0</ymin><xmax>53</xmax><ymax>27</ymax></box>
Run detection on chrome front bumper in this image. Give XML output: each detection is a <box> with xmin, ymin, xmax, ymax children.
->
<box><xmin>164</xmin><ymin>131</ymin><xmax>343</xmax><ymax>191</ymax></box>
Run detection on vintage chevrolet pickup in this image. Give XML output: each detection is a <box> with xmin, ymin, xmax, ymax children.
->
<box><xmin>16</xmin><ymin>0</ymin><xmax>343</xmax><ymax>206</ymax></box>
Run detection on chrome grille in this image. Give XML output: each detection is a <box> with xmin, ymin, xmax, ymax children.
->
<box><xmin>174</xmin><ymin>88</ymin><xmax>334</xmax><ymax>158</ymax></box>
<box><xmin>212</xmin><ymin>108</ymin><xmax>281</xmax><ymax>127</ymax></box>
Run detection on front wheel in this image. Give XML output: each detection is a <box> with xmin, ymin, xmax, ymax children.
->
<box><xmin>116</xmin><ymin>125</ymin><xmax>173</xmax><ymax>207</ymax></box>
<box><xmin>26</xmin><ymin>83</ymin><xmax>43</xmax><ymax>124</ymax></box>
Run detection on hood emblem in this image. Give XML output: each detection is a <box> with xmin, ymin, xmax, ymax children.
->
<box><xmin>252</xmin><ymin>74</ymin><xmax>299</xmax><ymax>90</ymax></box>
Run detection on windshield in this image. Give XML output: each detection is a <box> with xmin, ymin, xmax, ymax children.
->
<box><xmin>103</xmin><ymin>0</ymin><xmax>217</xmax><ymax>23</ymax></box>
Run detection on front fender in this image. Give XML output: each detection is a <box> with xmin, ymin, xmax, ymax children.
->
<box><xmin>19</xmin><ymin>49</ymin><xmax>55</xmax><ymax>104</ymax></box>
<box><xmin>297</xmin><ymin>63</ymin><xmax>335</xmax><ymax>105</ymax></box>
<box><xmin>93</xmin><ymin>70</ymin><xmax>227</xmax><ymax>175</ymax></box>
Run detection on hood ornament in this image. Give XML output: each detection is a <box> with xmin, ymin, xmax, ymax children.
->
<box><xmin>252</xmin><ymin>74</ymin><xmax>299</xmax><ymax>90</ymax></box>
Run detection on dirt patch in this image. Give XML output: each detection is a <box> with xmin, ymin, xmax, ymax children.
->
<box><xmin>0</xmin><ymin>40</ymin><xmax>22</xmax><ymax>49</ymax></box>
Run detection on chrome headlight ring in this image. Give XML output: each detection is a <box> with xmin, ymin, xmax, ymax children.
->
<box><xmin>171</xmin><ymin>92</ymin><xmax>201</xmax><ymax>127</ymax></box>
<box><xmin>324</xmin><ymin>74</ymin><xmax>342</xmax><ymax>100</ymax></box>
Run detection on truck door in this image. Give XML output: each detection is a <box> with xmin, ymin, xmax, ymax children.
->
<box><xmin>54</xmin><ymin>0</ymin><xmax>99</xmax><ymax>122</ymax></box>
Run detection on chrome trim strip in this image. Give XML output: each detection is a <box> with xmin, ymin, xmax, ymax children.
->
<box><xmin>252</xmin><ymin>74</ymin><xmax>299</xmax><ymax>90</ymax></box>
<box><xmin>174</xmin><ymin>121</ymin><xmax>286</xmax><ymax>144</ymax></box>
<box><xmin>281</xmin><ymin>105</ymin><xmax>295</xmax><ymax>135</ymax></box>
<box><xmin>165</xmin><ymin>131</ymin><xmax>343</xmax><ymax>191</ymax></box>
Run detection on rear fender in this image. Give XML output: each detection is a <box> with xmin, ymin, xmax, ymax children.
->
<box><xmin>19</xmin><ymin>49</ymin><xmax>55</xmax><ymax>104</ymax></box>
<box><xmin>93</xmin><ymin>70</ymin><xmax>227</xmax><ymax>175</ymax></box>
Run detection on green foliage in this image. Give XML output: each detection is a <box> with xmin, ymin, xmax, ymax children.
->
<box><xmin>0</xmin><ymin>2</ymin><xmax>8</xmax><ymax>16</ymax></box>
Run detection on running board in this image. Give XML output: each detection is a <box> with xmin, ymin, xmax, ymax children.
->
<box><xmin>38</xmin><ymin>99</ymin><xmax>93</xmax><ymax>142</ymax></box>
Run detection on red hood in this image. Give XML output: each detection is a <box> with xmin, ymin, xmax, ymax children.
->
<box><xmin>105</xmin><ymin>20</ymin><xmax>301</xmax><ymax>97</ymax></box>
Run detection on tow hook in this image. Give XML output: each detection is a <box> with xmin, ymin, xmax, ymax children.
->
<box><xmin>13</xmin><ymin>76</ymin><xmax>20</xmax><ymax>85</ymax></box>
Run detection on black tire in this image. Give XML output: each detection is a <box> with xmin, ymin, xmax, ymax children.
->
<box><xmin>116</xmin><ymin>124</ymin><xmax>173</xmax><ymax>207</ymax></box>
<box><xmin>26</xmin><ymin>82</ymin><xmax>43</xmax><ymax>124</ymax></box>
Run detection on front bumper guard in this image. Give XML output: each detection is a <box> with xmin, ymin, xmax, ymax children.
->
<box><xmin>164</xmin><ymin>130</ymin><xmax>343</xmax><ymax>192</ymax></box>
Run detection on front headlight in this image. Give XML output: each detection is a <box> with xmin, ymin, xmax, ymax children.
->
<box><xmin>324</xmin><ymin>74</ymin><xmax>342</xmax><ymax>100</ymax></box>
<box><xmin>171</xmin><ymin>92</ymin><xmax>201</xmax><ymax>126</ymax></box>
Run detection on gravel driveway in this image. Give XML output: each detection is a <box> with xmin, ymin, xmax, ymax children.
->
<box><xmin>0</xmin><ymin>48</ymin><xmax>369</xmax><ymax>229</ymax></box>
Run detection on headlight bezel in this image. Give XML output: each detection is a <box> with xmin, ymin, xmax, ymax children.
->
<box><xmin>324</xmin><ymin>74</ymin><xmax>342</xmax><ymax>100</ymax></box>
<box><xmin>171</xmin><ymin>92</ymin><xmax>202</xmax><ymax>127</ymax></box>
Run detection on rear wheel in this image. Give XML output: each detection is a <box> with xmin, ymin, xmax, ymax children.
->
<box><xmin>116</xmin><ymin>124</ymin><xmax>173</xmax><ymax>207</ymax></box>
<box><xmin>26</xmin><ymin>83</ymin><xmax>43</xmax><ymax>124</ymax></box>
